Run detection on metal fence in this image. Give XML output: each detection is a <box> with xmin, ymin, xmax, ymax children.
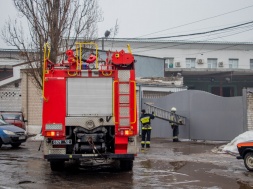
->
<box><xmin>142</xmin><ymin>90</ymin><xmax>246</xmax><ymax>141</ymax></box>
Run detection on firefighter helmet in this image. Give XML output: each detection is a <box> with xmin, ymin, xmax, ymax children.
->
<box><xmin>141</xmin><ymin>109</ymin><xmax>146</xmax><ymax>113</ymax></box>
<box><xmin>171</xmin><ymin>107</ymin><xmax>177</xmax><ymax>112</ymax></box>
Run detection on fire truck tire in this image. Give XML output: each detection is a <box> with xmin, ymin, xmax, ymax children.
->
<box><xmin>50</xmin><ymin>160</ymin><xmax>65</xmax><ymax>171</ymax></box>
<box><xmin>120</xmin><ymin>160</ymin><xmax>133</xmax><ymax>171</ymax></box>
<box><xmin>11</xmin><ymin>143</ymin><xmax>21</xmax><ymax>148</ymax></box>
<box><xmin>244</xmin><ymin>152</ymin><xmax>253</xmax><ymax>171</ymax></box>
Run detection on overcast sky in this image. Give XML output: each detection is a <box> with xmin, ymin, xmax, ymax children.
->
<box><xmin>98</xmin><ymin>0</ymin><xmax>253</xmax><ymax>42</ymax></box>
<box><xmin>1</xmin><ymin>0</ymin><xmax>253</xmax><ymax>48</ymax></box>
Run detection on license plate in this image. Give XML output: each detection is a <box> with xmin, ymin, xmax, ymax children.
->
<box><xmin>52</xmin><ymin>139</ymin><xmax>72</xmax><ymax>145</ymax></box>
<box><xmin>19</xmin><ymin>136</ymin><xmax>26</xmax><ymax>140</ymax></box>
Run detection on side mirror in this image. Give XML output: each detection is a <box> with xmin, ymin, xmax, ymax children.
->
<box><xmin>0</xmin><ymin>115</ymin><xmax>4</xmax><ymax>120</ymax></box>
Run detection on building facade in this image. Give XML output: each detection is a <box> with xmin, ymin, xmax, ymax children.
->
<box><xmin>99</xmin><ymin>39</ymin><xmax>253</xmax><ymax>96</ymax></box>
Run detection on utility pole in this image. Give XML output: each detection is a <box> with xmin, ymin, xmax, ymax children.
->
<box><xmin>102</xmin><ymin>37</ymin><xmax>104</xmax><ymax>51</ymax></box>
<box><xmin>102</xmin><ymin>30</ymin><xmax>111</xmax><ymax>51</ymax></box>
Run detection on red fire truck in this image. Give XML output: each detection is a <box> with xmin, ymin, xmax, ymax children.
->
<box><xmin>42</xmin><ymin>42</ymin><xmax>138</xmax><ymax>171</ymax></box>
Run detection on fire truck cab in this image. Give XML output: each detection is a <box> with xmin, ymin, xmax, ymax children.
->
<box><xmin>42</xmin><ymin>42</ymin><xmax>138</xmax><ymax>171</ymax></box>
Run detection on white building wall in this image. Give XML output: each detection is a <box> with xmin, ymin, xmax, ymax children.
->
<box><xmin>101</xmin><ymin>40</ymin><xmax>253</xmax><ymax>70</ymax></box>
<box><xmin>130</xmin><ymin>48</ymin><xmax>252</xmax><ymax>69</ymax></box>
<box><xmin>0</xmin><ymin>81</ymin><xmax>22</xmax><ymax>111</ymax></box>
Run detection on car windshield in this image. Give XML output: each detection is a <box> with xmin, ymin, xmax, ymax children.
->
<box><xmin>1</xmin><ymin>113</ymin><xmax>22</xmax><ymax>120</ymax></box>
<box><xmin>0</xmin><ymin>118</ymin><xmax>8</xmax><ymax>126</ymax></box>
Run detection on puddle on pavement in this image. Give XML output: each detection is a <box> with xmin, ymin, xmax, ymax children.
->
<box><xmin>137</xmin><ymin>159</ymin><xmax>247</xmax><ymax>188</ymax></box>
<box><xmin>237</xmin><ymin>181</ymin><xmax>253</xmax><ymax>189</ymax></box>
<box><xmin>172</xmin><ymin>143</ymin><xmax>219</xmax><ymax>155</ymax></box>
<box><xmin>1</xmin><ymin>140</ymin><xmax>253</xmax><ymax>189</ymax></box>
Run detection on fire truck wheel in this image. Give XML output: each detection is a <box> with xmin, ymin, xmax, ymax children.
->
<box><xmin>120</xmin><ymin>160</ymin><xmax>133</xmax><ymax>171</ymax></box>
<box><xmin>244</xmin><ymin>152</ymin><xmax>253</xmax><ymax>171</ymax></box>
<box><xmin>50</xmin><ymin>160</ymin><xmax>65</xmax><ymax>171</ymax></box>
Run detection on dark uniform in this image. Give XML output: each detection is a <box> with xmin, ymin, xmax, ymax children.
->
<box><xmin>140</xmin><ymin>109</ymin><xmax>155</xmax><ymax>148</ymax></box>
<box><xmin>170</xmin><ymin>110</ymin><xmax>179</xmax><ymax>142</ymax></box>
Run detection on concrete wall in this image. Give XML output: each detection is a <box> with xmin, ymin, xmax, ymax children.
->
<box><xmin>142</xmin><ymin>90</ymin><xmax>246</xmax><ymax>141</ymax></box>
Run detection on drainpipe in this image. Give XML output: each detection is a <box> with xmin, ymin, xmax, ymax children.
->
<box><xmin>220</xmin><ymin>79</ymin><xmax>223</xmax><ymax>96</ymax></box>
<box><xmin>26</xmin><ymin>73</ymin><xmax>29</xmax><ymax>132</ymax></box>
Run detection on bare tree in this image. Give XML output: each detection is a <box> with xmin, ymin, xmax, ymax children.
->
<box><xmin>1</xmin><ymin>0</ymin><xmax>102</xmax><ymax>89</ymax></box>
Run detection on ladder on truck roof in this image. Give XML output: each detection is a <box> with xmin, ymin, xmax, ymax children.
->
<box><xmin>144</xmin><ymin>102</ymin><xmax>186</xmax><ymax>125</ymax></box>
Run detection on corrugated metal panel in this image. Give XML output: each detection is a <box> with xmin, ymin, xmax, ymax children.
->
<box><xmin>143</xmin><ymin>91</ymin><xmax>172</xmax><ymax>98</ymax></box>
<box><xmin>67</xmin><ymin>78</ymin><xmax>113</xmax><ymax>116</ymax></box>
<box><xmin>143</xmin><ymin>90</ymin><xmax>244</xmax><ymax>141</ymax></box>
<box><xmin>135</xmin><ymin>56</ymin><xmax>164</xmax><ymax>77</ymax></box>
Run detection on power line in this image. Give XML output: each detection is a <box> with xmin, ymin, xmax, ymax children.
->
<box><xmin>126</xmin><ymin>26</ymin><xmax>253</xmax><ymax>54</ymax></box>
<box><xmin>113</xmin><ymin>21</ymin><xmax>253</xmax><ymax>40</ymax></box>
<box><xmin>130</xmin><ymin>27</ymin><xmax>253</xmax><ymax>56</ymax></box>
<box><xmin>148</xmin><ymin>19</ymin><xmax>253</xmax><ymax>37</ymax></box>
<box><xmin>136</xmin><ymin>4</ymin><xmax>253</xmax><ymax>38</ymax></box>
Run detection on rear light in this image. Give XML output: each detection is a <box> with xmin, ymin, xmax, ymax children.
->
<box><xmin>124</xmin><ymin>130</ymin><xmax>133</xmax><ymax>136</ymax></box>
<box><xmin>45</xmin><ymin>131</ymin><xmax>64</xmax><ymax>137</ymax></box>
<box><xmin>119</xmin><ymin>129</ymin><xmax>134</xmax><ymax>136</ymax></box>
<box><xmin>45</xmin><ymin>131</ymin><xmax>55</xmax><ymax>137</ymax></box>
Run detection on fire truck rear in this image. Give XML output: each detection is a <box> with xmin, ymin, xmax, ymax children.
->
<box><xmin>42</xmin><ymin>42</ymin><xmax>138</xmax><ymax>171</ymax></box>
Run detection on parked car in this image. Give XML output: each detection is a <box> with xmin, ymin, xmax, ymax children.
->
<box><xmin>0</xmin><ymin>111</ymin><xmax>27</xmax><ymax>130</ymax></box>
<box><xmin>236</xmin><ymin>141</ymin><xmax>253</xmax><ymax>171</ymax></box>
<box><xmin>0</xmin><ymin>118</ymin><xmax>27</xmax><ymax>148</ymax></box>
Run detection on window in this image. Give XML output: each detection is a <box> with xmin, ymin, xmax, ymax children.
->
<box><xmin>250</xmin><ymin>59</ymin><xmax>253</xmax><ymax>69</ymax></box>
<box><xmin>229</xmin><ymin>59</ymin><xmax>238</xmax><ymax>68</ymax></box>
<box><xmin>186</xmin><ymin>58</ymin><xmax>196</xmax><ymax>68</ymax></box>
<box><xmin>207</xmin><ymin>58</ymin><xmax>217</xmax><ymax>68</ymax></box>
<box><xmin>165</xmin><ymin>58</ymin><xmax>174</xmax><ymax>68</ymax></box>
<box><xmin>211</xmin><ymin>87</ymin><xmax>234</xmax><ymax>97</ymax></box>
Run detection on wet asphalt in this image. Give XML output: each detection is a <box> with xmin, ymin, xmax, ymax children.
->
<box><xmin>0</xmin><ymin>138</ymin><xmax>253</xmax><ymax>189</ymax></box>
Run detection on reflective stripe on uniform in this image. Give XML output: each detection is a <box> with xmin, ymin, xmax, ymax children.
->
<box><xmin>142</xmin><ymin>126</ymin><xmax>152</xmax><ymax>130</ymax></box>
<box><xmin>170</xmin><ymin>114</ymin><xmax>177</xmax><ymax>126</ymax></box>
<box><xmin>140</xmin><ymin>116</ymin><xmax>150</xmax><ymax>124</ymax></box>
<box><xmin>141</xmin><ymin>141</ymin><xmax>150</xmax><ymax>144</ymax></box>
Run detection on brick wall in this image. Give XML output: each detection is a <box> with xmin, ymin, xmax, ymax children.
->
<box><xmin>21</xmin><ymin>72</ymin><xmax>42</xmax><ymax>134</ymax></box>
<box><xmin>247</xmin><ymin>91</ymin><xmax>253</xmax><ymax>131</ymax></box>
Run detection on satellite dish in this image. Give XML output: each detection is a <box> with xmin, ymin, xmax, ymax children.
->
<box><xmin>104</xmin><ymin>30</ymin><xmax>110</xmax><ymax>38</ymax></box>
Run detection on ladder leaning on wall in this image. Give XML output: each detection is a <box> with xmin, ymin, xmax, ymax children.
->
<box><xmin>144</xmin><ymin>102</ymin><xmax>186</xmax><ymax>125</ymax></box>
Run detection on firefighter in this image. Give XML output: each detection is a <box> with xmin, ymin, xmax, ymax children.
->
<box><xmin>170</xmin><ymin>107</ymin><xmax>180</xmax><ymax>142</ymax></box>
<box><xmin>140</xmin><ymin>109</ymin><xmax>155</xmax><ymax>148</ymax></box>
